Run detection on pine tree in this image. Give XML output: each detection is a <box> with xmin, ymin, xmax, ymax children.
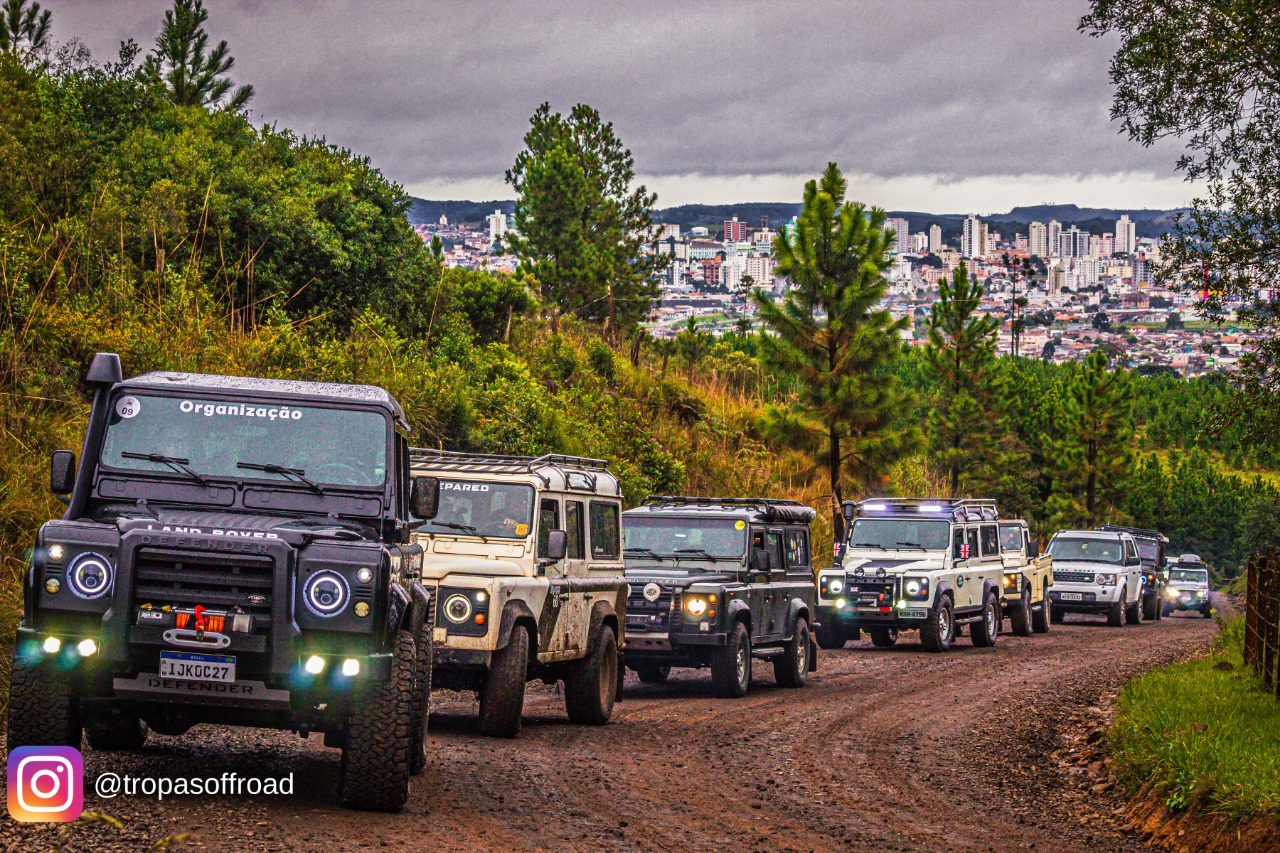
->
<box><xmin>0</xmin><ymin>0</ymin><xmax>50</xmax><ymax>57</ymax></box>
<box><xmin>754</xmin><ymin>162</ymin><xmax>918</xmax><ymax>541</ymax></box>
<box><xmin>146</xmin><ymin>0</ymin><xmax>253</xmax><ymax>110</ymax></box>
<box><xmin>922</xmin><ymin>262</ymin><xmax>999</xmax><ymax>495</ymax></box>
<box><xmin>1045</xmin><ymin>349</ymin><xmax>1135</xmax><ymax>525</ymax></box>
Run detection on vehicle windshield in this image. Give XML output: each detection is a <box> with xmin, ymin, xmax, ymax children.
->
<box><xmin>1048</xmin><ymin>536</ymin><xmax>1123</xmax><ymax>564</ymax></box>
<box><xmin>1136</xmin><ymin>541</ymin><xmax>1161</xmax><ymax>564</ymax></box>
<box><xmin>847</xmin><ymin>518</ymin><xmax>950</xmax><ymax>550</ymax></box>
<box><xmin>622</xmin><ymin>517</ymin><xmax>746</xmax><ymax>559</ymax></box>
<box><xmin>100</xmin><ymin>392</ymin><xmax>388</xmax><ymax>488</ymax></box>
<box><xmin>418</xmin><ymin>480</ymin><xmax>535</xmax><ymax>539</ymax></box>
<box><xmin>999</xmin><ymin>525</ymin><xmax>1023</xmax><ymax>552</ymax></box>
<box><xmin>1169</xmin><ymin>568</ymin><xmax>1209</xmax><ymax>584</ymax></box>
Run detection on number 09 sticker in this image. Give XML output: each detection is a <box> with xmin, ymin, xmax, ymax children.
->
<box><xmin>115</xmin><ymin>396</ymin><xmax>141</xmax><ymax>419</ymax></box>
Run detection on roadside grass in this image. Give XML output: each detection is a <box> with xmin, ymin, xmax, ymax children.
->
<box><xmin>1110</xmin><ymin>617</ymin><xmax>1280</xmax><ymax>819</ymax></box>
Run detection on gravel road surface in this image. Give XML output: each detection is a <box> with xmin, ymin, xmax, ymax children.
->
<box><xmin>1</xmin><ymin>606</ymin><xmax>1219</xmax><ymax>852</ymax></box>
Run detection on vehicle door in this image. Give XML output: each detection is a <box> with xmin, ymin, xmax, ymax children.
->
<box><xmin>586</xmin><ymin>499</ymin><xmax>623</xmax><ymax>643</ymax></box>
<box><xmin>536</xmin><ymin>496</ymin><xmax>572</xmax><ymax>655</ymax></box>
<box><xmin>764</xmin><ymin>528</ymin><xmax>790</xmax><ymax>638</ymax></box>
<box><xmin>950</xmin><ymin>525</ymin><xmax>968</xmax><ymax>609</ymax></box>
<box><xmin>553</xmin><ymin>497</ymin><xmax>589</xmax><ymax>653</ymax></box>
<box><xmin>1122</xmin><ymin>537</ymin><xmax>1142</xmax><ymax>605</ymax></box>
<box><xmin>978</xmin><ymin>524</ymin><xmax>1003</xmax><ymax>605</ymax></box>
<box><xmin>779</xmin><ymin>528</ymin><xmax>812</xmax><ymax>637</ymax></box>
<box><xmin>747</xmin><ymin>527</ymin><xmax>775</xmax><ymax>640</ymax></box>
<box><xmin>961</xmin><ymin>527</ymin><xmax>981</xmax><ymax>608</ymax></box>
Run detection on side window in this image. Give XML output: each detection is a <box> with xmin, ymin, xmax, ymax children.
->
<box><xmin>966</xmin><ymin>528</ymin><xmax>980</xmax><ymax>561</ymax></box>
<box><xmin>537</xmin><ymin>498</ymin><xmax>559</xmax><ymax>558</ymax></box>
<box><xmin>785</xmin><ymin>529</ymin><xmax>810</xmax><ymax>568</ymax></box>
<box><xmin>980</xmin><ymin>525</ymin><xmax>1000</xmax><ymax>557</ymax></box>
<box><xmin>952</xmin><ymin>527</ymin><xmax>966</xmax><ymax>559</ymax></box>
<box><xmin>589</xmin><ymin>501</ymin><xmax>620</xmax><ymax>560</ymax></box>
<box><xmin>765</xmin><ymin>531</ymin><xmax>784</xmax><ymax>570</ymax></box>
<box><xmin>565</xmin><ymin>501</ymin><xmax>585</xmax><ymax>560</ymax></box>
<box><xmin>1124</xmin><ymin>539</ymin><xmax>1138</xmax><ymax>562</ymax></box>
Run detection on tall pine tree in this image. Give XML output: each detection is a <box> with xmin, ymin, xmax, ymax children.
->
<box><xmin>754</xmin><ymin>163</ymin><xmax>918</xmax><ymax>543</ymax></box>
<box><xmin>145</xmin><ymin>0</ymin><xmax>253</xmax><ymax>110</ymax></box>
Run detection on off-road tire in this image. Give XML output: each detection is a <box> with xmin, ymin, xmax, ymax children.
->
<box><xmin>920</xmin><ymin>596</ymin><xmax>954</xmax><ymax>653</ymax></box>
<box><xmin>636</xmin><ymin>664</ymin><xmax>670</xmax><ymax>684</ymax></box>
<box><xmin>85</xmin><ymin>713</ymin><xmax>148</xmax><ymax>751</ymax></box>
<box><xmin>815</xmin><ymin>618</ymin><xmax>846</xmax><ymax>650</ymax></box>
<box><xmin>1010</xmin><ymin>587</ymin><xmax>1033</xmax><ymax>637</ymax></box>
<box><xmin>1202</xmin><ymin>603</ymin><xmax>1213</xmax><ymax>619</ymax></box>
<box><xmin>1142</xmin><ymin>591</ymin><xmax>1160</xmax><ymax>621</ymax></box>
<box><xmin>773</xmin><ymin>618</ymin><xmax>810</xmax><ymax>688</ymax></box>
<box><xmin>7</xmin><ymin>651</ymin><xmax>80</xmax><ymax>749</ymax></box>
<box><xmin>565</xmin><ymin>625</ymin><xmax>618</xmax><ymax>725</ymax></box>
<box><xmin>711</xmin><ymin>621</ymin><xmax>751</xmax><ymax>698</ymax></box>
<box><xmin>1032</xmin><ymin>586</ymin><xmax>1051</xmax><ymax>634</ymax></box>
<box><xmin>972</xmin><ymin>591</ymin><xmax>999</xmax><ymax>647</ymax></box>
<box><xmin>869</xmin><ymin>627</ymin><xmax>899</xmax><ymax>648</ymax></box>
<box><xmin>1107</xmin><ymin>591</ymin><xmax>1126</xmax><ymax>627</ymax></box>
<box><xmin>1162</xmin><ymin>602</ymin><xmax>1173</xmax><ymax>618</ymax></box>
<box><xmin>1126</xmin><ymin>597</ymin><xmax>1143</xmax><ymax>625</ymax></box>
<box><xmin>340</xmin><ymin>630</ymin><xmax>414</xmax><ymax>812</ymax></box>
<box><xmin>479</xmin><ymin>624</ymin><xmax>528</xmax><ymax>737</ymax></box>
<box><xmin>409</xmin><ymin>617</ymin><xmax>432</xmax><ymax>775</ymax></box>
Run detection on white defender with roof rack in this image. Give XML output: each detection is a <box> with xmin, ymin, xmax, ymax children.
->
<box><xmin>409</xmin><ymin>451</ymin><xmax>627</xmax><ymax>736</ymax></box>
<box><xmin>815</xmin><ymin>498</ymin><xmax>1006</xmax><ymax>653</ymax></box>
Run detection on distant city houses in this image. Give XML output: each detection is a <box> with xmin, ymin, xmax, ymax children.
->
<box><xmin>412</xmin><ymin>205</ymin><xmax>1265</xmax><ymax>376</ymax></box>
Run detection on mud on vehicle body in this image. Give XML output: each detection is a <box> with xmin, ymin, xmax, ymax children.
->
<box><xmin>1162</xmin><ymin>554</ymin><xmax>1213</xmax><ymax>619</ymax></box>
<box><xmin>11</xmin><ymin>354</ymin><xmax>436</xmax><ymax>811</ymax></box>
<box><xmin>816</xmin><ymin>499</ymin><xmax>1005</xmax><ymax>653</ymax></box>
<box><xmin>621</xmin><ymin>497</ymin><xmax>817</xmax><ymax>698</ymax></box>
<box><xmin>409</xmin><ymin>451</ymin><xmax>627</xmax><ymax>736</ymax></box>
<box><xmin>1046</xmin><ymin>530</ymin><xmax>1146</xmax><ymax>627</ymax></box>
<box><xmin>998</xmin><ymin>520</ymin><xmax>1054</xmax><ymax>636</ymax></box>
<box><xmin>1098</xmin><ymin>525</ymin><xmax>1169</xmax><ymax>621</ymax></box>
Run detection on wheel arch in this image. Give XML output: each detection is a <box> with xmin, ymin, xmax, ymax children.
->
<box><xmin>496</xmin><ymin>599</ymin><xmax>538</xmax><ymax>665</ymax></box>
<box><xmin>726</xmin><ymin>598</ymin><xmax>752</xmax><ymax>632</ymax></box>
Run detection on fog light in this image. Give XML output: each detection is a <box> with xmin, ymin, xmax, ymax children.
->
<box><xmin>835</xmin><ymin>598</ymin><xmax>847</xmax><ymax>609</ymax></box>
<box><xmin>305</xmin><ymin>655</ymin><xmax>325</xmax><ymax>674</ymax></box>
<box><xmin>45</xmin><ymin>578</ymin><xmax>61</xmax><ymax>594</ymax></box>
<box><xmin>476</xmin><ymin>591</ymin><xmax>487</xmax><ymax>603</ymax></box>
<box><xmin>47</xmin><ymin>545</ymin><xmax>65</xmax><ymax>561</ymax></box>
<box><xmin>896</xmin><ymin>600</ymin><xmax>907</xmax><ymax>609</ymax></box>
<box><xmin>43</xmin><ymin>637</ymin><xmax>61</xmax><ymax>654</ymax></box>
<box><xmin>356</xmin><ymin>567</ymin><xmax>374</xmax><ymax>584</ymax></box>
<box><xmin>354</xmin><ymin>602</ymin><xmax>370</xmax><ymax>618</ymax></box>
<box><xmin>341</xmin><ymin>659</ymin><xmax>360</xmax><ymax>677</ymax></box>
<box><xmin>77</xmin><ymin>639</ymin><xmax>97</xmax><ymax>657</ymax></box>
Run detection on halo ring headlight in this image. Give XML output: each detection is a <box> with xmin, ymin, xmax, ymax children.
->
<box><xmin>66</xmin><ymin>552</ymin><xmax>113</xmax><ymax>600</ymax></box>
<box><xmin>304</xmin><ymin>571</ymin><xmax>350</xmax><ymax>617</ymax></box>
<box><xmin>444</xmin><ymin>594</ymin><xmax>473</xmax><ymax>624</ymax></box>
<box><xmin>828</xmin><ymin>578</ymin><xmax>844</xmax><ymax>594</ymax></box>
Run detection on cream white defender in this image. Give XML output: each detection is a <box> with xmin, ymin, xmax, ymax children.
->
<box><xmin>998</xmin><ymin>519</ymin><xmax>1054</xmax><ymax>636</ymax></box>
<box><xmin>815</xmin><ymin>499</ymin><xmax>1005</xmax><ymax>653</ymax></box>
<box><xmin>409</xmin><ymin>451</ymin><xmax>627</xmax><ymax>737</ymax></box>
<box><xmin>1045</xmin><ymin>529</ymin><xmax>1145</xmax><ymax>627</ymax></box>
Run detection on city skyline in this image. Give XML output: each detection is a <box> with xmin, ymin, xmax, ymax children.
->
<box><xmin>51</xmin><ymin>1</ymin><xmax>1197</xmax><ymax>211</ymax></box>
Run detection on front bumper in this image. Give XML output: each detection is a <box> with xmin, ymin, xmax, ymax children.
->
<box><xmin>1048</xmin><ymin>584</ymin><xmax>1121</xmax><ymax>611</ymax></box>
<box><xmin>817</xmin><ymin>602</ymin><xmax>930</xmax><ymax>629</ymax></box>
<box><xmin>1166</xmin><ymin>592</ymin><xmax>1210</xmax><ymax>611</ymax></box>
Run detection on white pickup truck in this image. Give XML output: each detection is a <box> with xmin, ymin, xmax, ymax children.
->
<box><xmin>1046</xmin><ymin>529</ymin><xmax>1145</xmax><ymax>627</ymax></box>
<box><xmin>998</xmin><ymin>520</ymin><xmax>1053</xmax><ymax>635</ymax></box>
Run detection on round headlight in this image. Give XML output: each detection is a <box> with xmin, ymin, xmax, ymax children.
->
<box><xmin>685</xmin><ymin>597</ymin><xmax>708</xmax><ymax>617</ymax></box>
<box><xmin>444</xmin><ymin>594</ymin><xmax>473</xmax><ymax>624</ymax></box>
<box><xmin>356</xmin><ymin>567</ymin><xmax>374</xmax><ymax>584</ymax></box>
<box><xmin>906</xmin><ymin>580</ymin><xmax>921</xmax><ymax>596</ymax></box>
<box><xmin>304</xmin><ymin>571</ymin><xmax>350</xmax><ymax>617</ymax></box>
<box><xmin>66</xmin><ymin>552</ymin><xmax>113</xmax><ymax>600</ymax></box>
<box><xmin>828</xmin><ymin>578</ymin><xmax>844</xmax><ymax>594</ymax></box>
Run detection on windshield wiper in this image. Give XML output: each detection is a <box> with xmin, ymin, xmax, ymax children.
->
<box><xmin>121</xmin><ymin>451</ymin><xmax>209</xmax><ymax>485</ymax></box>
<box><xmin>674</xmin><ymin>547</ymin><xmax>731</xmax><ymax>561</ymax></box>
<box><xmin>625</xmin><ymin>547</ymin><xmax>668</xmax><ymax>562</ymax></box>
<box><xmin>236</xmin><ymin>461</ymin><xmax>324</xmax><ymax>494</ymax></box>
<box><xmin>895</xmin><ymin>541</ymin><xmax>925</xmax><ymax>550</ymax></box>
<box><xmin>429</xmin><ymin>521</ymin><xmax>480</xmax><ymax>535</ymax></box>
<box><xmin>850</xmin><ymin>541</ymin><xmax>882</xmax><ymax>548</ymax></box>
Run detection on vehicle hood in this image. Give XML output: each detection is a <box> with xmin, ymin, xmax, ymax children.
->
<box><xmin>420</xmin><ymin>554</ymin><xmax>526</xmax><ymax>580</ymax></box>
<box><xmin>1052</xmin><ymin>560</ymin><xmax>1122</xmax><ymax>574</ymax></box>
<box><xmin>624</xmin><ymin>567</ymin><xmax>737</xmax><ymax>588</ymax></box>
<box><xmin>1170</xmin><ymin>580</ymin><xmax>1210</xmax><ymax>591</ymax></box>
<box><xmin>111</xmin><ymin>507</ymin><xmax>373</xmax><ymax>544</ymax></box>
<box><xmin>840</xmin><ymin>556</ymin><xmax>942</xmax><ymax>574</ymax></box>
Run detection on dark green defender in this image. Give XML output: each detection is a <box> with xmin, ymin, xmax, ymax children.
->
<box><xmin>621</xmin><ymin>497</ymin><xmax>818</xmax><ymax>698</ymax></box>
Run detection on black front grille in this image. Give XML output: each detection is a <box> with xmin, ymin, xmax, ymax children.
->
<box><xmin>627</xmin><ymin>587</ymin><xmax>674</xmax><ymax>633</ymax></box>
<box><xmin>847</xmin><ymin>579</ymin><xmax>895</xmax><ymax>607</ymax></box>
<box><xmin>1054</xmin><ymin>571</ymin><xmax>1095</xmax><ymax>584</ymax></box>
<box><xmin>133</xmin><ymin>547</ymin><xmax>275</xmax><ymax>620</ymax></box>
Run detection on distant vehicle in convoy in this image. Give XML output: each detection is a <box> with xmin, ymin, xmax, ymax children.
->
<box><xmin>816</xmin><ymin>499</ymin><xmax>1005</xmax><ymax>653</ymax></box>
<box><xmin>1098</xmin><ymin>525</ymin><xmax>1169</xmax><ymax>621</ymax></box>
<box><xmin>10</xmin><ymin>354</ymin><xmax>435</xmax><ymax>811</ymax></box>
<box><xmin>998</xmin><ymin>520</ymin><xmax>1054</xmax><ymax>635</ymax></box>
<box><xmin>409</xmin><ymin>451</ymin><xmax>628</xmax><ymax>736</ymax></box>
<box><xmin>621</xmin><ymin>496</ymin><xmax>817</xmax><ymax>698</ymax></box>
<box><xmin>1046</xmin><ymin>529</ymin><xmax>1145</xmax><ymax>627</ymax></box>
<box><xmin>1163</xmin><ymin>554</ymin><xmax>1213</xmax><ymax>619</ymax></box>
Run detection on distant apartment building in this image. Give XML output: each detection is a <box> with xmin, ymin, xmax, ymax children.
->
<box><xmin>753</xmin><ymin>227</ymin><xmax>776</xmax><ymax>246</ymax></box>
<box><xmin>1058</xmin><ymin>225</ymin><xmax>1089</xmax><ymax>259</ymax></box>
<box><xmin>1029</xmin><ymin>221</ymin><xmax>1048</xmax><ymax>257</ymax></box>
<box><xmin>1048</xmin><ymin>266</ymin><xmax>1066</xmax><ymax>293</ymax></box>
<box><xmin>928</xmin><ymin>224</ymin><xmax>943</xmax><ymax>253</ymax></box>
<box><xmin>723</xmin><ymin>216</ymin><xmax>746</xmax><ymax>243</ymax></box>
<box><xmin>1115</xmin><ymin>214</ymin><xmax>1137</xmax><ymax>254</ymax></box>
<box><xmin>657</xmin><ymin>223</ymin><xmax>682</xmax><ymax>240</ymax></box>
<box><xmin>1100</xmin><ymin>232</ymin><xmax>1115</xmax><ymax>257</ymax></box>
<box><xmin>1134</xmin><ymin>255</ymin><xmax>1153</xmax><ymax>285</ymax></box>
<box><xmin>688</xmin><ymin>240</ymin><xmax>724</xmax><ymax>261</ymax></box>
<box><xmin>961</xmin><ymin>214</ymin><xmax>987</xmax><ymax>258</ymax></box>
<box><xmin>1014</xmin><ymin>233</ymin><xmax>1029</xmax><ymax>253</ymax></box>
<box><xmin>1047</xmin><ymin>220</ymin><xmax>1062</xmax><ymax>256</ymax></box>
<box><xmin>912</xmin><ymin>232</ymin><xmax>929</xmax><ymax>253</ymax></box>
<box><xmin>1089</xmin><ymin>234</ymin><xmax>1102</xmax><ymax>259</ymax></box>
<box><xmin>744</xmin><ymin>254</ymin><xmax>774</xmax><ymax>287</ymax></box>
<box><xmin>699</xmin><ymin>258</ymin><xmax>723</xmax><ymax>287</ymax></box>
<box><xmin>886</xmin><ymin>217</ymin><xmax>911</xmax><ymax>254</ymax></box>
<box><xmin>487</xmin><ymin>209</ymin><xmax>507</xmax><ymax>244</ymax></box>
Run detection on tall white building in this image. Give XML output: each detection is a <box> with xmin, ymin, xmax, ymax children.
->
<box><xmin>487</xmin><ymin>210</ymin><xmax>507</xmax><ymax>244</ymax></box>
<box><xmin>1047</xmin><ymin>220</ymin><xmax>1062</xmax><ymax>257</ymax></box>
<box><xmin>912</xmin><ymin>232</ymin><xmax>929</xmax><ymax>253</ymax></box>
<box><xmin>928</xmin><ymin>224</ymin><xmax>942</xmax><ymax>253</ymax></box>
<box><xmin>961</xmin><ymin>214</ymin><xmax>985</xmax><ymax>258</ymax></box>
<box><xmin>1058</xmin><ymin>226</ymin><xmax>1089</xmax><ymax>259</ymax></box>
<box><xmin>1028</xmin><ymin>221</ymin><xmax>1048</xmax><ymax>257</ymax></box>
<box><xmin>1115</xmin><ymin>214</ymin><xmax>1137</xmax><ymax>255</ymax></box>
<box><xmin>744</xmin><ymin>255</ymin><xmax>774</xmax><ymax>288</ymax></box>
<box><xmin>885</xmin><ymin>217</ymin><xmax>911</xmax><ymax>254</ymax></box>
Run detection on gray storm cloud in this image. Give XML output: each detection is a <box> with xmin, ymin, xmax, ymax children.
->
<box><xmin>48</xmin><ymin>0</ymin><xmax>1184</xmax><ymax>201</ymax></box>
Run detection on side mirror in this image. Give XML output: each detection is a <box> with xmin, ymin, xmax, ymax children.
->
<box><xmin>752</xmin><ymin>549</ymin><xmax>772</xmax><ymax>572</ymax></box>
<box><xmin>545</xmin><ymin>529</ymin><xmax>567</xmax><ymax>562</ymax></box>
<box><xmin>410</xmin><ymin>476</ymin><xmax>440</xmax><ymax>520</ymax></box>
<box><xmin>1027</xmin><ymin>540</ymin><xmax>1040</xmax><ymax>559</ymax></box>
<box><xmin>51</xmin><ymin>450</ymin><xmax>76</xmax><ymax>495</ymax></box>
<box><xmin>842</xmin><ymin>501</ymin><xmax>857</xmax><ymax>521</ymax></box>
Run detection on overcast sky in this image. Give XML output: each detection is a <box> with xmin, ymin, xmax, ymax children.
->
<box><xmin>49</xmin><ymin>1</ymin><xmax>1195</xmax><ymax>213</ymax></box>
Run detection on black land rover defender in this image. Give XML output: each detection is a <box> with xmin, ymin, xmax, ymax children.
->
<box><xmin>1097</xmin><ymin>524</ymin><xmax>1169</xmax><ymax>621</ymax></box>
<box><xmin>9</xmin><ymin>353</ymin><xmax>442</xmax><ymax>812</ymax></box>
<box><xmin>621</xmin><ymin>496</ymin><xmax>818</xmax><ymax>698</ymax></box>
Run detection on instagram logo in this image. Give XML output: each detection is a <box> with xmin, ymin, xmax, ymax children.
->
<box><xmin>7</xmin><ymin>747</ymin><xmax>84</xmax><ymax>822</ymax></box>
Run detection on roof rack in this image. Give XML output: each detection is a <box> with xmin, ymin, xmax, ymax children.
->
<box><xmin>409</xmin><ymin>449</ymin><xmax>617</xmax><ymax>493</ymax></box>
<box><xmin>641</xmin><ymin>495</ymin><xmax>817</xmax><ymax>524</ymax></box>
<box><xmin>852</xmin><ymin>497</ymin><xmax>999</xmax><ymax>522</ymax></box>
<box><xmin>1096</xmin><ymin>524</ymin><xmax>1169</xmax><ymax>544</ymax></box>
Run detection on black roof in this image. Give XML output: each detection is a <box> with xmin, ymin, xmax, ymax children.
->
<box><xmin>626</xmin><ymin>496</ymin><xmax>817</xmax><ymax>525</ymax></box>
<box><xmin>1097</xmin><ymin>524</ymin><xmax>1169</xmax><ymax>544</ymax></box>
<box><xmin>120</xmin><ymin>371</ymin><xmax>408</xmax><ymax>429</ymax></box>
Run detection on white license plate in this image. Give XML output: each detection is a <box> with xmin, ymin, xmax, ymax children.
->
<box><xmin>901</xmin><ymin>608</ymin><xmax>928</xmax><ymax>619</ymax></box>
<box><xmin>159</xmin><ymin>651</ymin><xmax>236</xmax><ymax>683</ymax></box>
<box><xmin>1059</xmin><ymin>592</ymin><xmax>1083</xmax><ymax>601</ymax></box>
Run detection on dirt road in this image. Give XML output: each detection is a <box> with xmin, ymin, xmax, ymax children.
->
<box><xmin>2</xmin><ymin>608</ymin><xmax>1218</xmax><ymax>853</ymax></box>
